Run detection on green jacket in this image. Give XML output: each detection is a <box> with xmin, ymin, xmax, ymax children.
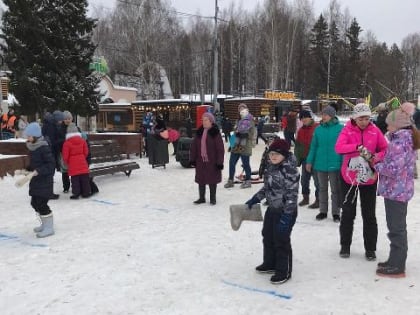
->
<box><xmin>306</xmin><ymin>117</ymin><xmax>343</xmax><ymax>172</ymax></box>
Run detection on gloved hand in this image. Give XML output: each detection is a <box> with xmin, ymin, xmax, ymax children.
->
<box><xmin>216</xmin><ymin>164</ymin><xmax>224</xmax><ymax>170</ymax></box>
<box><xmin>14</xmin><ymin>169</ymin><xmax>31</xmax><ymax>176</ymax></box>
<box><xmin>357</xmin><ymin>145</ymin><xmax>373</xmax><ymax>161</ymax></box>
<box><xmin>245</xmin><ymin>196</ymin><xmax>260</xmax><ymax>209</ymax></box>
<box><xmin>278</xmin><ymin>213</ymin><xmax>293</xmax><ymax>233</ymax></box>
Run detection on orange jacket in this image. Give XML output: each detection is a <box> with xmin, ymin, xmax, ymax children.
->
<box><xmin>1</xmin><ymin>113</ymin><xmax>16</xmax><ymax>132</ymax></box>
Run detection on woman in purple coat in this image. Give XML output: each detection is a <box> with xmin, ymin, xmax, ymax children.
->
<box><xmin>190</xmin><ymin>112</ymin><xmax>225</xmax><ymax>205</ymax></box>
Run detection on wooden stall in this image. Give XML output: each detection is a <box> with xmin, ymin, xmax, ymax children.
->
<box><xmin>224</xmin><ymin>95</ymin><xmax>301</xmax><ymax>123</ymax></box>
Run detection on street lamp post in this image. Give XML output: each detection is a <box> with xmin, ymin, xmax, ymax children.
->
<box><xmin>212</xmin><ymin>0</ymin><xmax>219</xmax><ymax>112</ymax></box>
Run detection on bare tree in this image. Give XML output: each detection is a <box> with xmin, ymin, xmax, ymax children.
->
<box><xmin>401</xmin><ymin>33</ymin><xmax>420</xmax><ymax>100</ymax></box>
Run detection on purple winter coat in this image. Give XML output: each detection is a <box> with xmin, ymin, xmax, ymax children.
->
<box><xmin>190</xmin><ymin>124</ymin><xmax>225</xmax><ymax>185</ymax></box>
<box><xmin>374</xmin><ymin>129</ymin><xmax>415</xmax><ymax>202</ymax></box>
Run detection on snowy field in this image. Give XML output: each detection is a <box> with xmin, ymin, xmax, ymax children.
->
<box><xmin>1</xmin><ymin>140</ymin><xmax>419</xmax><ymax>315</ymax></box>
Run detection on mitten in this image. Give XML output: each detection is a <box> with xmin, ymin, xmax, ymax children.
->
<box><xmin>245</xmin><ymin>196</ymin><xmax>260</xmax><ymax>209</ymax></box>
<box><xmin>278</xmin><ymin>213</ymin><xmax>293</xmax><ymax>233</ymax></box>
<box><xmin>14</xmin><ymin>169</ymin><xmax>30</xmax><ymax>176</ymax></box>
<box><xmin>357</xmin><ymin>145</ymin><xmax>373</xmax><ymax>161</ymax></box>
<box><xmin>216</xmin><ymin>164</ymin><xmax>224</xmax><ymax>170</ymax></box>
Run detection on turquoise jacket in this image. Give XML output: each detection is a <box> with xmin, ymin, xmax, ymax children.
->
<box><xmin>306</xmin><ymin>117</ymin><xmax>343</xmax><ymax>172</ymax></box>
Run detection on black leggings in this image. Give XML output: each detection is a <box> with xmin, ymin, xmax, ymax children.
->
<box><xmin>31</xmin><ymin>196</ymin><xmax>52</xmax><ymax>216</ymax></box>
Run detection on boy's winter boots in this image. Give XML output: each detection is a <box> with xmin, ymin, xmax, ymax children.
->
<box><xmin>229</xmin><ymin>204</ymin><xmax>263</xmax><ymax>231</ymax></box>
<box><xmin>298</xmin><ymin>194</ymin><xmax>309</xmax><ymax>206</ymax></box>
<box><xmin>36</xmin><ymin>214</ymin><xmax>54</xmax><ymax>238</ymax></box>
<box><xmin>308</xmin><ymin>198</ymin><xmax>319</xmax><ymax>209</ymax></box>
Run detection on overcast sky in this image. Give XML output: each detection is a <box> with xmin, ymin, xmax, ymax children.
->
<box><xmin>89</xmin><ymin>0</ymin><xmax>419</xmax><ymax>46</ymax></box>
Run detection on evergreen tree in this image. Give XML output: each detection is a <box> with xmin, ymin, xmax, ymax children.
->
<box><xmin>344</xmin><ymin>18</ymin><xmax>363</xmax><ymax>96</ymax></box>
<box><xmin>308</xmin><ymin>14</ymin><xmax>329</xmax><ymax>97</ymax></box>
<box><xmin>0</xmin><ymin>0</ymin><xmax>99</xmax><ymax>116</ymax></box>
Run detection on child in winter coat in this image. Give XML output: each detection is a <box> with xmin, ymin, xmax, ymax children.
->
<box><xmin>245</xmin><ymin>139</ymin><xmax>300</xmax><ymax>284</ymax></box>
<box><xmin>335</xmin><ymin>103</ymin><xmax>388</xmax><ymax>261</ymax></box>
<box><xmin>23</xmin><ymin>122</ymin><xmax>56</xmax><ymax>238</ymax></box>
<box><xmin>233</xmin><ymin>107</ymin><xmax>254</xmax><ymax>151</ymax></box>
<box><xmin>374</xmin><ymin>102</ymin><xmax>419</xmax><ymax>277</ymax></box>
<box><xmin>62</xmin><ymin>123</ymin><xmax>91</xmax><ymax>199</ymax></box>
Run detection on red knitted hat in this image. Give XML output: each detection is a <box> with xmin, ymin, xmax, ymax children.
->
<box><xmin>268</xmin><ymin>138</ymin><xmax>290</xmax><ymax>157</ymax></box>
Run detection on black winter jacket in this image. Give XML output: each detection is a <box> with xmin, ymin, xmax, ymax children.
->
<box><xmin>26</xmin><ymin>138</ymin><xmax>55</xmax><ymax>198</ymax></box>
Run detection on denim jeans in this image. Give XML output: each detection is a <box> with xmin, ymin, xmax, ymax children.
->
<box><xmin>228</xmin><ymin>152</ymin><xmax>251</xmax><ymax>181</ymax></box>
<box><xmin>301</xmin><ymin>161</ymin><xmax>319</xmax><ymax>197</ymax></box>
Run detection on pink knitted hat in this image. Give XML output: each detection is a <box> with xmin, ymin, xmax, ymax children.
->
<box><xmin>386</xmin><ymin>102</ymin><xmax>415</xmax><ymax>129</ymax></box>
<box><xmin>202</xmin><ymin>112</ymin><xmax>215</xmax><ymax>123</ymax></box>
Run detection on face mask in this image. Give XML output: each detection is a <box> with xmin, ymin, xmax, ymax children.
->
<box><xmin>240</xmin><ymin>109</ymin><xmax>249</xmax><ymax>118</ymax></box>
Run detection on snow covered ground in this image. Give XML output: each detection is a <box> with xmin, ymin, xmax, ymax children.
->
<box><xmin>1</xmin><ymin>140</ymin><xmax>419</xmax><ymax>315</ymax></box>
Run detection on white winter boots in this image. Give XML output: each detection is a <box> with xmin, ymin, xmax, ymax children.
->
<box><xmin>229</xmin><ymin>204</ymin><xmax>263</xmax><ymax>231</ymax></box>
<box><xmin>34</xmin><ymin>213</ymin><xmax>54</xmax><ymax>238</ymax></box>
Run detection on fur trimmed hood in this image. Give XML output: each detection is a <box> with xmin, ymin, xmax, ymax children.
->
<box><xmin>196</xmin><ymin>124</ymin><xmax>221</xmax><ymax>137</ymax></box>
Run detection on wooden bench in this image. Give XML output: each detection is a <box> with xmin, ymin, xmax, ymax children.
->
<box><xmin>89</xmin><ymin>140</ymin><xmax>140</xmax><ymax>178</ymax></box>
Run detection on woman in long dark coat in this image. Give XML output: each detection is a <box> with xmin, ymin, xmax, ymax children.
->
<box><xmin>190</xmin><ymin>112</ymin><xmax>225</xmax><ymax>205</ymax></box>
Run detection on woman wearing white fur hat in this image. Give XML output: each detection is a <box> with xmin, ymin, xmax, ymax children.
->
<box><xmin>335</xmin><ymin>103</ymin><xmax>388</xmax><ymax>261</ymax></box>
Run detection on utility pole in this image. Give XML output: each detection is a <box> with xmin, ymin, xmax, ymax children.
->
<box><xmin>212</xmin><ymin>0</ymin><xmax>219</xmax><ymax>112</ymax></box>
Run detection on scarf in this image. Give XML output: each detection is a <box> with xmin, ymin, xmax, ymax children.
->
<box><xmin>201</xmin><ymin>128</ymin><xmax>209</xmax><ymax>162</ymax></box>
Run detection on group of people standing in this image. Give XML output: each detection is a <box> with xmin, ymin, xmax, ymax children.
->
<box><xmin>1</xmin><ymin>108</ymin><xmax>28</xmax><ymax>139</ymax></box>
<box><xmin>262</xmin><ymin>100</ymin><xmax>418</xmax><ymax>283</ymax></box>
<box><xmin>189</xmin><ymin>99</ymin><xmax>419</xmax><ymax>284</ymax></box>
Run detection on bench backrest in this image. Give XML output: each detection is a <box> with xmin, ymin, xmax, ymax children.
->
<box><xmin>89</xmin><ymin>140</ymin><xmax>125</xmax><ymax>164</ymax></box>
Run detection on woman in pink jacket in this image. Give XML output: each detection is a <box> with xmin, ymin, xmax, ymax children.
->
<box><xmin>335</xmin><ymin>103</ymin><xmax>388</xmax><ymax>261</ymax></box>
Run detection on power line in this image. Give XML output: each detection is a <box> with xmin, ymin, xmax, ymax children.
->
<box><xmin>115</xmin><ymin>0</ymin><xmax>214</xmax><ymax>20</ymax></box>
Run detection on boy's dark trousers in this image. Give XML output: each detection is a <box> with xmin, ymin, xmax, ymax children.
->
<box><xmin>31</xmin><ymin>196</ymin><xmax>52</xmax><ymax>216</ymax></box>
<box><xmin>262</xmin><ymin>207</ymin><xmax>297</xmax><ymax>278</ymax></box>
<box><xmin>71</xmin><ymin>173</ymin><xmax>91</xmax><ymax>197</ymax></box>
<box><xmin>339</xmin><ymin>178</ymin><xmax>378</xmax><ymax>251</ymax></box>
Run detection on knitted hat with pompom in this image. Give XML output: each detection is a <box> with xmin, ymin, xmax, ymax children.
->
<box><xmin>386</xmin><ymin>102</ymin><xmax>415</xmax><ymax>129</ymax></box>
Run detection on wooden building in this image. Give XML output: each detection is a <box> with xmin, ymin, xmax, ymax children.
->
<box><xmin>223</xmin><ymin>96</ymin><xmax>301</xmax><ymax>122</ymax></box>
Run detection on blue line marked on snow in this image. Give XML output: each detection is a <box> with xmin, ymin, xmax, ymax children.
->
<box><xmin>91</xmin><ymin>199</ymin><xmax>119</xmax><ymax>206</ymax></box>
<box><xmin>221</xmin><ymin>280</ymin><xmax>292</xmax><ymax>300</ymax></box>
<box><xmin>143</xmin><ymin>204</ymin><xmax>170</xmax><ymax>213</ymax></box>
<box><xmin>0</xmin><ymin>233</ymin><xmax>48</xmax><ymax>248</ymax></box>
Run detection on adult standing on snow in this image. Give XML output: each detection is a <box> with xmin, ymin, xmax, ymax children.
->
<box><xmin>306</xmin><ymin>105</ymin><xmax>343</xmax><ymax>222</ymax></box>
<box><xmin>335</xmin><ymin>103</ymin><xmax>388</xmax><ymax>261</ymax></box>
<box><xmin>189</xmin><ymin>112</ymin><xmax>224</xmax><ymax>205</ymax></box>
<box><xmin>224</xmin><ymin>103</ymin><xmax>255</xmax><ymax>189</ymax></box>
<box><xmin>294</xmin><ymin>109</ymin><xmax>320</xmax><ymax>208</ymax></box>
